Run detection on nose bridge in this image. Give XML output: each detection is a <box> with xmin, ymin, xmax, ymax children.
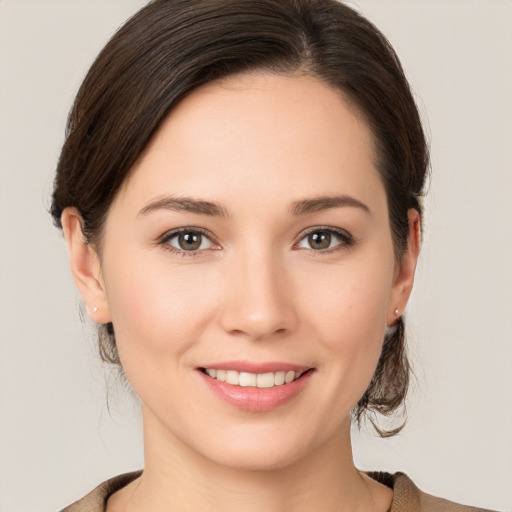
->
<box><xmin>220</xmin><ymin>243</ymin><xmax>296</xmax><ymax>339</ymax></box>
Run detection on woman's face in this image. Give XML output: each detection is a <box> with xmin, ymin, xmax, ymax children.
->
<box><xmin>80</xmin><ymin>73</ymin><xmax>417</xmax><ymax>470</ymax></box>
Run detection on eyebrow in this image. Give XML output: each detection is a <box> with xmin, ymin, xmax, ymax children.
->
<box><xmin>291</xmin><ymin>195</ymin><xmax>371</xmax><ymax>215</ymax></box>
<box><xmin>138</xmin><ymin>197</ymin><xmax>229</xmax><ymax>217</ymax></box>
<box><xmin>138</xmin><ymin>194</ymin><xmax>370</xmax><ymax>218</ymax></box>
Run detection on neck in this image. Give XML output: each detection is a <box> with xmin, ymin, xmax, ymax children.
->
<box><xmin>123</xmin><ymin>407</ymin><xmax>390</xmax><ymax>512</ymax></box>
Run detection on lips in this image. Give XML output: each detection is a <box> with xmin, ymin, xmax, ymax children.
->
<box><xmin>198</xmin><ymin>362</ymin><xmax>315</xmax><ymax>412</ymax></box>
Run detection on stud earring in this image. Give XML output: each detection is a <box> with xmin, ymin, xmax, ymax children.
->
<box><xmin>394</xmin><ymin>308</ymin><xmax>400</xmax><ymax>317</ymax></box>
<box><xmin>92</xmin><ymin>306</ymin><xmax>98</xmax><ymax>312</ymax></box>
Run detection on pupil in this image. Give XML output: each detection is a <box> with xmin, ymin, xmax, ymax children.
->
<box><xmin>309</xmin><ymin>232</ymin><xmax>331</xmax><ymax>250</ymax></box>
<box><xmin>179</xmin><ymin>232</ymin><xmax>201</xmax><ymax>250</ymax></box>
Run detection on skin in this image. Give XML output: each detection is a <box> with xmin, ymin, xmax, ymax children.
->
<box><xmin>62</xmin><ymin>73</ymin><xmax>420</xmax><ymax>512</ymax></box>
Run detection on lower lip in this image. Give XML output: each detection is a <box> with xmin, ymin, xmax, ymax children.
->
<box><xmin>198</xmin><ymin>370</ymin><xmax>314</xmax><ymax>412</ymax></box>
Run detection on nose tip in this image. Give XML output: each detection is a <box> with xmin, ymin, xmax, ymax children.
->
<box><xmin>219</xmin><ymin>257</ymin><xmax>297</xmax><ymax>340</ymax></box>
<box><xmin>227</xmin><ymin>310</ymin><xmax>290</xmax><ymax>340</ymax></box>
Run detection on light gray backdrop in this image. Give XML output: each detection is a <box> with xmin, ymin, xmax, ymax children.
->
<box><xmin>0</xmin><ymin>1</ymin><xmax>511</xmax><ymax>511</ymax></box>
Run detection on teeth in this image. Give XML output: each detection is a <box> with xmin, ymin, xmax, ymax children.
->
<box><xmin>239</xmin><ymin>372</ymin><xmax>257</xmax><ymax>387</ymax></box>
<box><xmin>204</xmin><ymin>368</ymin><xmax>306</xmax><ymax>388</ymax></box>
<box><xmin>285</xmin><ymin>371</ymin><xmax>295</xmax><ymax>384</ymax></box>
<box><xmin>225</xmin><ymin>370</ymin><xmax>239</xmax><ymax>385</ymax></box>
<box><xmin>257</xmin><ymin>372</ymin><xmax>275</xmax><ymax>388</ymax></box>
<box><xmin>274</xmin><ymin>371</ymin><xmax>285</xmax><ymax>386</ymax></box>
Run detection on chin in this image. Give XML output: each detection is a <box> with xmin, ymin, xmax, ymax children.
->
<box><xmin>207</xmin><ymin>444</ymin><xmax>307</xmax><ymax>473</ymax></box>
<box><xmin>188</xmin><ymin>421</ymin><xmax>336</xmax><ymax>473</ymax></box>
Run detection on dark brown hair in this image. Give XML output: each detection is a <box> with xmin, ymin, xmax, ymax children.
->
<box><xmin>51</xmin><ymin>0</ymin><xmax>429</xmax><ymax>436</ymax></box>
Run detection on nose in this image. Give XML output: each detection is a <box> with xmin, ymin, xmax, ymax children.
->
<box><xmin>219</xmin><ymin>249</ymin><xmax>298</xmax><ymax>340</ymax></box>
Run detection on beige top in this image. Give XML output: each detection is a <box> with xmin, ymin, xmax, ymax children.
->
<box><xmin>60</xmin><ymin>471</ymin><xmax>496</xmax><ymax>512</ymax></box>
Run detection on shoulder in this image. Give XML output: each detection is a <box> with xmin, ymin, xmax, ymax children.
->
<box><xmin>367</xmin><ymin>471</ymin><xmax>499</xmax><ymax>512</ymax></box>
<box><xmin>59</xmin><ymin>469</ymin><xmax>499</xmax><ymax>512</ymax></box>
<box><xmin>59</xmin><ymin>471</ymin><xmax>142</xmax><ymax>512</ymax></box>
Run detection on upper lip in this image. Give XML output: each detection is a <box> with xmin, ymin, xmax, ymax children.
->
<box><xmin>198</xmin><ymin>360</ymin><xmax>312</xmax><ymax>374</ymax></box>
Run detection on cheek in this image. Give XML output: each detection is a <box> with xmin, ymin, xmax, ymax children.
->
<box><xmin>303</xmin><ymin>259</ymin><xmax>393</xmax><ymax>340</ymax></box>
<box><xmin>298</xmin><ymin>252</ymin><xmax>395</xmax><ymax>392</ymax></box>
<box><xmin>102</xmin><ymin>254</ymin><xmax>220</xmax><ymax>366</ymax></box>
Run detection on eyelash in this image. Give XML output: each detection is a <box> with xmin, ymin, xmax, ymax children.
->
<box><xmin>294</xmin><ymin>226</ymin><xmax>355</xmax><ymax>254</ymax></box>
<box><xmin>158</xmin><ymin>226</ymin><xmax>355</xmax><ymax>257</ymax></box>
<box><xmin>158</xmin><ymin>227</ymin><xmax>218</xmax><ymax>258</ymax></box>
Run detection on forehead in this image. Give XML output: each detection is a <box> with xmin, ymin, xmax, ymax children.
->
<box><xmin>116</xmin><ymin>72</ymin><xmax>386</xmax><ymax>217</ymax></box>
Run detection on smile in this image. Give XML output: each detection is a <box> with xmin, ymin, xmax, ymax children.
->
<box><xmin>198</xmin><ymin>362</ymin><xmax>315</xmax><ymax>411</ymax></box>
<box><xmin>202</xmin><ymin>369</ymin><xmax>305</xmax><ymax>388</ymax></box>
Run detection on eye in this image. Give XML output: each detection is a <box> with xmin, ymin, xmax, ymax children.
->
<box><xmin>162</xmin><ymin>228</ymin><xmax>215</xmax><ymax>253</ymax></box>
<box><xmin>296</xmin><ymin>227</ymin><xmax>352</xmax><ymax>252</ymax></box>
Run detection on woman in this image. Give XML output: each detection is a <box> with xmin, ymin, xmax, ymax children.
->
<box><xmin>50</xmin><ymin>1</ymin><xmax>498</xmax><ymax>510</ymax></box>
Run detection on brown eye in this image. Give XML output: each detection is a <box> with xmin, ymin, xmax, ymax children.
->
<box><xmin>297</xmin><ymin>227</ymin><xmax>352</xmax><ymax>252</ymax></box>
<box><xmin>308</xmin><ymin>231</ymin><xmax>332</xmax><ymax>250</ymax></box>
<box><xmin>164</xmin><ymin>229</ymin><xmax>213</xmax><ymax>252</ymax></box>
<box><xmin>178</xmin><ymin>232</ymin><xmax>203</xmax><ymax>250</ymax></box>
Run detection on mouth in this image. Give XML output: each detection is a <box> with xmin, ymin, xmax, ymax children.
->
<box><xmin>200</xmin><ymin>368</ymin><xmax>309</xmax><ymax>388</ymax></box>
<box><xmin>197</xmin><ymin>362</ymin><xmax>316</xmax><ymax>411</ymax></box>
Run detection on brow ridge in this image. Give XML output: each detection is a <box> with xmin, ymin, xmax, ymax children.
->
<box><xmin>139</xmin><ymin>194</ymin><xmax>369</xmax><ymax>218</ymax></box>
<box><xmin>291</xmin><ymin>195</ymin><xmax>371</xmax><ymax>215</ymax></box>
<box><xmin>138</xmin><ymin>196</ymin><xmax>229</xmax><ymax>217</ymax></box>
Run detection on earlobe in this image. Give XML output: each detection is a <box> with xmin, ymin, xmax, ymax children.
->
<box><xmin>388</xmin><ymin>209</ymin><xmax>421</xmax><ymax>325</ymax></box>
<box><xmin>61</xmin><ymin>208</ymin><xmax>111</xmax><ymax>324</ymax></box>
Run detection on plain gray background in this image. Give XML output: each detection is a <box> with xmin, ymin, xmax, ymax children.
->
<box><xmin>0</xmin><ymin>1</ymin><xmax>511</xmax><ymax>511</ymax></box>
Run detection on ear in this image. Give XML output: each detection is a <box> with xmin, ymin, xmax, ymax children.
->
<box><xmin>61</xmin><ymin>208</ymin><xmax>111</xmax><ymax>323</ymax></box>
<box><xmin>387</xmin><ymin>209</ymin><xmax>421</xmax><ymax>326</ymax></box>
